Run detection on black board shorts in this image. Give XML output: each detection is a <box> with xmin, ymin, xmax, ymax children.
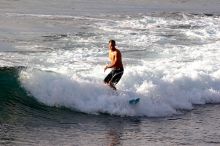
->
<box><xmin>104</xmin><ymin>68</ymin><xmax>124</xmax><ymax>85</ymax></box>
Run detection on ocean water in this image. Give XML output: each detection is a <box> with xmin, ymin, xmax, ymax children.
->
<box><xmin>1</xmin><ymin>0</ymin><xmax>220</xmax><ymax>145</ymax></box>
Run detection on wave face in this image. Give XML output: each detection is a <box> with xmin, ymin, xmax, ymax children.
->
<box><xmin>0</xmin><ymin>67</ymin><xmax>41</xmax><ymax>122</ymax></box>
<box><xmin>1</xmin><ymin>11</ymin><xmax>220</xmax><ymax>117</ymax></box>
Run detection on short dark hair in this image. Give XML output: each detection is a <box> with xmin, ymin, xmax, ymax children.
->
<box><xmin>109</xmin><ymin>40</ymin><xmax>116</xmax><ymax>46</ymax></box>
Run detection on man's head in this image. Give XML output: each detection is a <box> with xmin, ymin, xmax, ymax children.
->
<box><xmin>109</xmin><ymin>40</ymin><xmax>116</xmax><ymax>50</ymax></box>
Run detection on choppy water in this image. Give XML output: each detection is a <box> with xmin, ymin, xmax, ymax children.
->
<box><xmin>1</xmin><ymin>0</ymin><xmax>220</xmax><ymax>145</ymax></box>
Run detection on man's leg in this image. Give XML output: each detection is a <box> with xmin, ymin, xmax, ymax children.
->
<box><xmin>104</xmin><ymin>71</ymin><xmax>113</xmax><ymax>84</ymax></box>
<box><xmin>104</xmin><ymin>70</ymin><xmax>116</xmax><ymax>90</ymax></box>
<box><xmin>109</xmin><ymin>70</ymin><xmax>123</xmax><ymax>90</ymax></box>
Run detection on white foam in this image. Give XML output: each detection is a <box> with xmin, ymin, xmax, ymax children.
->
<box><xmin>19</xmin><ymin>49</ymin><xmax>220</xmax><ymax>117</ymax></box>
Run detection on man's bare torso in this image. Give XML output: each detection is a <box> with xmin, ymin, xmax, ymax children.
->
<box><xmin>109</xmin><ymin>49</ymin><xmax>123</xmax><ymax>69</ymax></box>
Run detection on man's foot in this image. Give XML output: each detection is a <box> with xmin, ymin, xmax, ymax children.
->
<box><xmin>108</xmin><ymin>82</ymin><xmax>117</xmax><ymax>90</ymax></box>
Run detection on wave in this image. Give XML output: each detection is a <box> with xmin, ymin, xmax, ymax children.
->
<box><xmin>17</xmin><ymin>65</ymin><xmax>220</xmax><ymax>117</ymax></box>
<box><xmin>1</xmin><ymin>66</ymin><xmax>220</xmax><ymax>117</ymax></box>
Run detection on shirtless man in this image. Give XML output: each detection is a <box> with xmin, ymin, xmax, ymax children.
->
<box><xmin>104</xmin><ymin>40</ymin><xmax>124</xmax><ymax>90</ymax></box>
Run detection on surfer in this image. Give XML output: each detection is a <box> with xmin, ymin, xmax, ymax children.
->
<box><xmin>104</xmin><ymin>40</ymin><xmax>124</xmax><ymax>90</ymax></box>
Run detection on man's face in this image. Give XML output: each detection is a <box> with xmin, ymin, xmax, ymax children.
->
<box><xmin>108</xmin><ymin>42</ymin><xmax>113</xmax><ymax>50</ymax></box>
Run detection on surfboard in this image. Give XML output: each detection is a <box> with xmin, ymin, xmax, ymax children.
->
<box><xmin>129</xmin><ymin>98</ymin><xmax>140</xmax><ymax>105</ymax></box>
